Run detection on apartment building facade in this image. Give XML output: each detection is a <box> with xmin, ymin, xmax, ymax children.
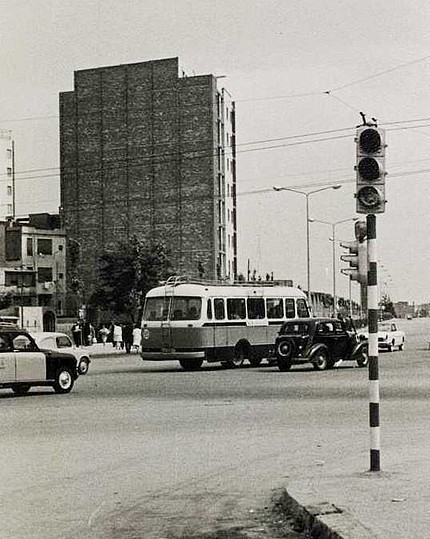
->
<box><xmin>60</xmin><ymin>57</ymin><xmax>237</xmax><ymax>309</ymax></box>
<box><xmin>0</xmin><ymin>130</ymin><xmax>14</xmax><ymax>220</ymax></box>
<box><xmin>0</xmin><ymin>214</ymin><xmax>66</xmax><ymax>319</ymax></box>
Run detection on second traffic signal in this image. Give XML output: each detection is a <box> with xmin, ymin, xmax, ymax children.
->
<box><xmin>355</xmin><ymin>125</ymin><xmax>386</xmax><ymax>214</ymax></box>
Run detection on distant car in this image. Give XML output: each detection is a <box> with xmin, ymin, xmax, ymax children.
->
<box><xmin>31</xmin><ymin>332</ymin><xmax>91</xmax><ymax>375</ymax></box>
<box><xmin>275</xmin><ymin>317</ymin><xmax>368</xmax><ymax>371</ymax></box>
<box><xmin>0</xmin><ymin>326</ymin><xmax>78</xmax><ymax>395</ymax></box>
<box><xmin>358</xmin><ymin>321</ymin><xmax>405</xmax><ymax>352</ymax></box>
<box><xmin>406</xmin><ymin>314</ymin><xmax>413</xmax><ymax>320</ymax></box>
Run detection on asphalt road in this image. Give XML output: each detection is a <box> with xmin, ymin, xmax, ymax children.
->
<box><xmin>1</xmin><ymin>317</ymin><xmax>428</xmax><ymax>538</ymax></box>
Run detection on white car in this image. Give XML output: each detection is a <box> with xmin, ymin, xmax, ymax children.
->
<box><xmin>359</xmin><ymin>321</ymin><xmax>405</xmax><ymax>352</ymax></box>
<box><xmin>31</xmin><ymin>332</ymin><xmax>91</xmax><ymax>374</ymax></box>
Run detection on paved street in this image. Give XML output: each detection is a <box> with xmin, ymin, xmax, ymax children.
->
<box><xmin>1</xmin><ymin>318</ymin><xmax>429</xmax><ymax>538</ymax></box>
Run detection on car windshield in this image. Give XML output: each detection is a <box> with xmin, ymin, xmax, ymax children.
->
<box><xmin>282</xmin><ymin>322</ymin><xmax>310</xmax><ymax>335</ymax></box>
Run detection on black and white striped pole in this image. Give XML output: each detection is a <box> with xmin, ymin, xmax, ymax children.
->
<box><xmin>355</xmin><ymin>117</ymin><xmax>386</xmax><ymax>472</ymax></box>
<box><xmin>367</xmin><ymin>214</ymin><xmax>380</xmax><ymax>471</ymax></box>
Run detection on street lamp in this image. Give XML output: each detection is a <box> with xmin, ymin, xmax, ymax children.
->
<box><xmin>309</xmin><ymin>217</ymin><xmax>358</xmax><ymax>316</ymax></box>
<box><xmin>272</xmin><ymin>184</ymin><xmax>342</xmax><ymax>307</ymax></box>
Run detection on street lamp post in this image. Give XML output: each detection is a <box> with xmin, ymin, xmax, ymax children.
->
<box><xmin>309</xmin><ymin>217</ymin><xmax>358</xmax><ymax>316</ymax></box>
<box><xmin>273</xmin><ymin>185</ymin><xmax>341</xmax><ymax>308</ymax></box>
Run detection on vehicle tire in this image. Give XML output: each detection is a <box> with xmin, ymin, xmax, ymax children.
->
<box><xmin>399</xmin><ymin>339</ymin><xmax>405</xmax><ymax>351</ymax></box>
<box><xmin>222</xmin><ymin>344</ymin><xmax>249</xmax><ymax>368</ymax></box>
<box><xmin>355</xmin><ymin>348</ymin><xmax>369</xmax><ymax>368</ymax></box>
<box><xmin>12</xmin><ymin>384</ymin><xmax>31</xmax><ymax>395</ymax></box>
<box><xmin>78</xmin><ymin>357</ymin><xmax>90</xmax><ymax>375</ymax></box>
<box><xmin>276</xmin><ymin>338</ymin><xmax>295</xmax><ymax>359</ymax></box>
<box><xmin>277</xmin><ymin>357</ymin><xmax>292</xmax><ymax>371</ymax></box>
<box><xmin>179</xmin><ymin>359</ymin><xmax>203</xmax><ymax>371</ymax></box>
<box><xmin>249</xmin><ymin>357</ymin><xmax>262</xmax><ymax>367</ymax></box>
<box><xmin>53</xmin><ymin>368</ymin><xmax>75</xmax><ymax>394</ymax></box>
<box><xmin>312</xmin><ymin>348</ymin><xmax>329</xmax><ymax>371</ymax></box>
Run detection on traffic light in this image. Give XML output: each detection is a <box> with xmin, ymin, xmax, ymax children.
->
<box><xmin>340</xmin><ymin>240</ymin><xmax>360</xmax><ymax>282</ymax></box>
<box><xmin>340</xmin><ymin>239</ymin><xmax>368</xmax><ymax>284</ymax></box>
<box><xmin>355</xmin><ymin>126</ymin><xmax>386</xmax><ymax>214</ymax></box>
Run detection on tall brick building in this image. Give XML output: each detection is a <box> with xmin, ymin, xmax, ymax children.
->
<box><xmin>60</xmin><ymin>57</ymin><xmax>237</xmax><ymax>310</ymax></box>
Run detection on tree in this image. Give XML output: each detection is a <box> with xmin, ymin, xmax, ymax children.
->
<box><xmin>91</xmin><ymin>237</ymin><xmax>175</xmax><ymax>321</ymax></box>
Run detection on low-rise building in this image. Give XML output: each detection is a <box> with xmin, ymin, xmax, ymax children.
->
<box><xmin>0</xmin><ymin>214</ymin><xmax>66</xmax><ymax>326</ymax></box>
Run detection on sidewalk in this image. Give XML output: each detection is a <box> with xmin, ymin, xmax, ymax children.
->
<box><xmin>284</xmin><ymin>446</ymin><xmax>430</xmax><ymax>539</ymax></box>
<box><xmin>83</xmin><ymin>342</ymin><xmax>137</xmax><ymax>357</ymax></box>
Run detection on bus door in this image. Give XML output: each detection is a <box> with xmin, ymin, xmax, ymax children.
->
<box><xmin>160</xmin><ymin>321</ymin><xmax>172</xmax><ymax>350</ymax></box>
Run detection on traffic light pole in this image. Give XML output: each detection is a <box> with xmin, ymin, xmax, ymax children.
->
<box><xmin>367</xmin><ymin>214</ymin><xmax>380</xmax><ymax>472</ymax></box>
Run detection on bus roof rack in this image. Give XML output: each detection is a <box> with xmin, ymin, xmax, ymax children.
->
<box><xmin>162</xmin><ymin>275</ymin><xmax>294</xmax><ymax>288</ymax></box>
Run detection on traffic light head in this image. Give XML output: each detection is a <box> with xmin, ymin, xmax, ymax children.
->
<box><xmin>340</xmin><ymin>239</ymin><xmax>367</xmax><ymax>284</ymax></box>
<box><xmin>355</xmin><ymin>126</ymin><xmax>386</xmax><ymax>214</ymax></box>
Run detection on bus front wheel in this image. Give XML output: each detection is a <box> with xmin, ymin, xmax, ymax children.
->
<box><xmin>179</xmin><ymin>359</ymin><xmax>203</xmax><ymax>371</ymax></box>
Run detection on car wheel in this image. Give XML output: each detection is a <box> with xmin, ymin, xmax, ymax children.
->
<box><xmin>53</xmin><ymin>367</ymin><xmax>75</xmax><ymax>394</ymax></box>
<box><xmin>178</xmin><ymin>359</ymin><xmax>203</xmax><ymax>371</ymax></box>
<box><xmin>399</xmin><ymin>340</ymin><xmax>404</xmax><ymax>351</ymax></box>
<box><xmin>312</xmin><ymin>348</ymin><xmax>329</xmax><ymax>371</ymax></box>
<box><xmin>12</xmin><ymin>384</ymin><xmax>31</xmax><ymax>395</ymax></box>
<box><xmin>78</xmin><ymin>358</ymin><xmax>90</xmax><ymax>375</ymax></box>
<box><xmin>355</xmin><ymin>348</ymin><xmax>369</xmax><ymax>368</ymax></box>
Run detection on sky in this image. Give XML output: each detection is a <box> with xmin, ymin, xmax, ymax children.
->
<box><xmin>2</xmin><ymin>0</ymin><xmax>430</xmax><ymax>304</ymax></box>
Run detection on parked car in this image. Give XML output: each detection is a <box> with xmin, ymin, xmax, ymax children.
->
<box><xmin>359</xmin><ymin>321</ymin><xmax>405</xmax><ymax>352</ymax></box>
<box><xmin>0</xmin><ymin>326</ymin><xmax>78</xmax><ymax>395</ymax></box>
<box><xmin>275</xmin><ymin>317</ymin><xmax>368</xmax><ymax>371</ymax></box>
<box><xmin>31</xmin><ymin>332</ymin><xmax>91</xmax><ymax>375</ymax></box>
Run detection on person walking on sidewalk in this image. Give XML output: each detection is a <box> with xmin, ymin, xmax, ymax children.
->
<box><xmin>113</xmin><ymin>323</ymin><xmax>123</xmax><ymax>350</ymax></box>
<box><xmin>98</xmin><ymin>325</ymin><xmax>109</xmax><ymax>346</ymax></box>
<box><xmin>132</xmin><ymin>324</ymin><xmax>142</xmax><ymax>352</ymax></box>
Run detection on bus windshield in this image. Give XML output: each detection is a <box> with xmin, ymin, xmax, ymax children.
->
<box><xmin>143</xmin><ymin>297</ymin><xmax>170</xmax><ymax>321</ymax></box>
<box><xmin>143</xmin><ymin>296</ymin><xmax>202</xmax><ymax>321</ymax></box>
<box><xmin>171</xmin><ymin>297</ymin><xmax>202</xmax><ymax>320</ymax></box>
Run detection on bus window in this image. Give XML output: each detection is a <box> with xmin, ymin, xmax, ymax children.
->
<box><xmin>171</xmin><ymin>297</ymin><xmax>202</xmax><ymax>320</ymax></box>
<box><xmin>207</xmin><ymin>299</ymin><xmax>213</xmax><ymax>320</ymax></box>
<box><xmin>285</xmin><ymin>298</ymin><xmax>296</xmax><ymax>318</ymax></box>
<box><xmin>267</xmin><ymin>298</ymin><xmax>283</xmax><ymax>319</ymax></box>
<box><xmin>144</xmin><ymin>297</ymin><xmax>170</xmax><ymax>321</ymax></box>
<box><xmin>247</xmin><ymin>298</ymin><xmax>265</xmax><ymax>319</ymax></box>
<box><xmin>297</xmin><ymin>298</ymin><xmax>310</xmax><ymax>318</ymax></box>
<box><xmin>227</xmin><ymin>298</ymin><xmax>246</xmax><ymax>320</ymax></box>
<box><xmin>214</xmin><ymin>298</ymin><xmax>225</xmax><ymax>320</ymax></box>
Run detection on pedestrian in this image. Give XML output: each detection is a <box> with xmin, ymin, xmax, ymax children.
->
<box><xmin>132</xmin><ymin>324</ymin><xmax>142</xmax><ymax>352</ymax></box>
<box><xmin>123</xmin><ymin>322</ymin><xmax>133</xmax><ymax>354</ymax></box>
<box><xmin>99</xmin><ymin>325</ymin><xmax>109</xmax><ymax>346</ymax></box>
<box><xmin>113</xmin><ymin>322</ymin><xmax>122</xmax><ymax>350</ymax></box>
<box><xmin>72</xmin><ymin>321</ymin><xmax>82</xmax><ymax>347</ymax></box>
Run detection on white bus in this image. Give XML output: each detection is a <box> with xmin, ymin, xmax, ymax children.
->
<box><xmin>140</xmin><ymin>276</ymin><xmax>311</xmax><ymax>370</ymax></box>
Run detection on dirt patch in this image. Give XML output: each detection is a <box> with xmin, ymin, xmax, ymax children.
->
<box><xmin>168</xmin><ymin>489</ymin><xmax>343</xmax><ymax>539</ymax></box>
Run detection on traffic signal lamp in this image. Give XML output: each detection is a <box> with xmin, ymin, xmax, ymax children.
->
<box><xmin>355</xmin><ymin>126</ymin><xmax>386</xmax><ymax>214</ymax></box>
<box><xmin>340</xmin><ymin>239</ymin><xmax>368</xmax><ymax>285</ymax></box>
<box><xmin>340</xmin><ymin>240</ymin><xmax>359</xmax><ymax>282</ymax></box>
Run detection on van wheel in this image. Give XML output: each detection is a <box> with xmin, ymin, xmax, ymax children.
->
<box><xmin>179</xmin><ymin>359</ymin><xmax>203</xmax><ymax>371</ymax></box>
<box><xmin>12</xmin><ymin>384</ymin><xmax>31</xmax><ymax>395</ymax></box>
<box><xmin>53</xmin><ymin>368</ymin><xmax>75</xmax><ymax>394</ymax></box>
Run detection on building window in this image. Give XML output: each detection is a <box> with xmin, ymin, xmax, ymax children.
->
<box><xmin>7</xmin><ymin>204</ymin><xmax>12</xmax><ymax>214</ymax></box>
<box><xmin>7</xmin><ymin>149</ymin><xmax>12</xmax><ymax>159</ymax></box>
<box><xmin>27</xmin><ymin>238</ymin><xmax>33</xmax><ymax>256</ymax></box>
<box><xmin>7</xmin><ymin>167</ymin><xmax>12</xmax><ymax>177</ymax></box>
<box><xmin>37</xmin><ymin>238</ymin><xmax>53</xmax><ymax>255</ymax></box>
<box><xmin>5</xmin><ymin>271</ymin><xmax>35</xmax><ymax>287</ymax></box>
<box><xmin>38</xmin><ymin>267</ymin><xmax>53</xmax><ymax>283</ymax></box>
<box><xmin>7</xmin><ymin>185</ymin><xmax>12</xmax><ymax>196</ymax></box>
